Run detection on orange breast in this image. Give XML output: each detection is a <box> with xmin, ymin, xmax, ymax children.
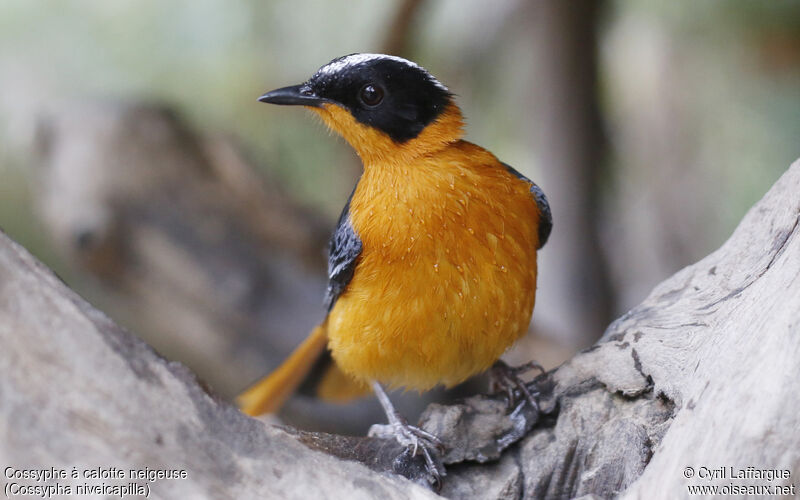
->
<box><xmin>326</xmin><ymin>141</ymin><xmax>540</xmax><ymax>391</ymax></box>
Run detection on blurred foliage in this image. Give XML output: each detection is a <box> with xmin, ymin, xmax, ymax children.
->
<box><xmin>0</xmin><ymin>0</ymin><xmax>396</xmax><ymax>215</ymax></box>
<box><xmin>610</xmin><ymin>0</ymin><xmax>800</xmax><ymax>244</ymax></box>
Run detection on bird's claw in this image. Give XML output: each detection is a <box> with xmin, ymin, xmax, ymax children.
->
<box><xmin>490</xmin><ymin>359</ymin><xmax>543</xmax><ymax>413</ymax></box>
<box><xmin>369</xmin><ymin>419</ymin><xmax>446</xmax><ymax>487</ymax></box>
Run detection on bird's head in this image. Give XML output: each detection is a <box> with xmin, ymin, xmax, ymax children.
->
<box><xmin>259</xmin><ymin>53</ymin><xmax>464</xmax><ymax>165</ymax></box>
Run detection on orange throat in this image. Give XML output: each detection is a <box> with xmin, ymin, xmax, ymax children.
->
<box><xmin>310</xmin><ymin>102</ymin><xmax>465</xmax><ymax>166</ymax></box>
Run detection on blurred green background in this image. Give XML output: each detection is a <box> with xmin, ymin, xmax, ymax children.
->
<box><xmin>1</xmin><ymin>0</ymin><xmax>799</xmax><ymax>429</ymax></box>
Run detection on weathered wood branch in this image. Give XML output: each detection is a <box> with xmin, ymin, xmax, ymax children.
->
<box><xmin>2</xmin><ymin>159</ymin><xmax>798</xmax><ymax>499</ymax></box>
<box><xmin>0</xmin><ymin>229</ymin><xmax>437</xmax><ymax>500</ymax></box>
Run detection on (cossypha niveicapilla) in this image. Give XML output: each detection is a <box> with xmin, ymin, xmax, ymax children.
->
<box><xmin>238</xmin><ymin>53</ymin><xmax>552</xmax><ymax>487</ymax></box>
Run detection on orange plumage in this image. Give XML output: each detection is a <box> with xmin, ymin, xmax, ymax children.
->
<box><xmin>238</xmin><ymin>54</ymin><xmax>548</xmax><ymax>418</ymax></box>
<box><xmin>319</xmin><ymin>103</ymin><xmax>540</xmax><ymax>391</ymax></box>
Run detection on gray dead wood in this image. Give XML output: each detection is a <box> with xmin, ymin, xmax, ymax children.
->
<box><xmin>0</xmin><ymin>230</ymin><xmax>437</xmax><ymax>500</ymax></box>
<box><xmin>1</xmin><ymin>159</ymin><xmax>798</xmax><ymax>499</ymax></box>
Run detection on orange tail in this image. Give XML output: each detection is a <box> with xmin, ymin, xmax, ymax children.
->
<box><xmin>237</xmin><ymin>321</ymin><xmax>371</xmax><ymax>416</ymax></box>
<box><xmin>238</xmin><ymin>322</ymin><xmax>328</xmax><ymax>416</ymax></box>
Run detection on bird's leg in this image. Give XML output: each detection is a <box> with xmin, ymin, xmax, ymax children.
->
<box><xmin>368</xmin><ymin>382</ymin><xmax>445</xmax><ymax>486</ymax></box>
<box><xmin>489</xmin><ymin>359</ymin><xmax>544</xmax><ymax>412</ymax></box>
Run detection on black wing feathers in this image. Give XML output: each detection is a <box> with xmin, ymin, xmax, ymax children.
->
<box><xmin>324</xmin><ymin>189</ymin><xmax>363</xmax><ymax>311</ymax></box>
<box><xmin>501</xmin><ymin>162</ymin><xmax>552</xmax><ymax>249</ymax></box>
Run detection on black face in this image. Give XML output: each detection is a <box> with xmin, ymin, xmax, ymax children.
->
<box><xmin>260</xmin><ymin>54</ymin><xmax>453</xmax><ymax>143</ymax></box>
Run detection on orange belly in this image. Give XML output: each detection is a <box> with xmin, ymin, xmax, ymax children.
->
<box><xmin>327</xmin><ymin>142</ymin><xmax>540</xmax><ymax>391</ymax></box>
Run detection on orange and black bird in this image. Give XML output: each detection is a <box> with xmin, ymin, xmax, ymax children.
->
<box><xmin>239</xmin><ymin>53</ymin><xmax>552</xmax><ymax>483</ymax></box>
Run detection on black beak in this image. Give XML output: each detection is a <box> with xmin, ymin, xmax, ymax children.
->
<box><xmin>258</xmin><ymin>84</ymin><xmax>325</xmax><ymax>107</ymax></box>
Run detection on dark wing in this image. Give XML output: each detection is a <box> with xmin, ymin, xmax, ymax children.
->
<box><xmin>502</xmin><ymin>162</ymin><xmax>552</xmax><ymax>249</ymax></box>
<box><xmin>324</xmin><ymin>187</ymin><xmax>363</xmax><ymax>311</ymax></box>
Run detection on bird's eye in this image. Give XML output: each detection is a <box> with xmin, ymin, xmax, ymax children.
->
<box><xmin>359</xmin><ymin>84</ymin><xmax>384</xmax><ymax>106</ymax></box>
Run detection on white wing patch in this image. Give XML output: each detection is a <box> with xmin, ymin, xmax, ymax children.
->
<box><xmin>315</xmin><ymin>53</ymin><xmax>449</xmax><ymax>92</ymax></box>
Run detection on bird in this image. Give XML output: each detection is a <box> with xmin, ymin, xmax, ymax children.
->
<box><xmin>238</xmin><ymin>53</ymin><xmax>552</xmax><ymax>486</ymax></box>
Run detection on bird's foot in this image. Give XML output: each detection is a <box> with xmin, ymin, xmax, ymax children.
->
<box><xmin>370</xmin><ymin>382</ymin><xmax>447</xmax><ymax>489</ymax></box>
<box><xmin>369</xmin><ymin>417</ymin><xmax>446</xmax><ymax>488</ymax></box>
<box><xmin>489</xmin><ymin>359</ymin><xmax>544</xmax><ymax>412</ymax></box>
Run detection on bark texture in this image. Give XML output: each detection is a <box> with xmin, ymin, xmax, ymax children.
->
<box><xmin>1</xmin><ymin>159</ymin><xmax>798</xmax><ymax>499</ymax></box>
<box><xmin>0</xmin><ymin>229</ymin><xmax>436</xmax><ymax>500</ymax></box>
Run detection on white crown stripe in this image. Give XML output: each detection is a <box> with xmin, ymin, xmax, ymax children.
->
<box><xmin>314</xmin><ymin>53</ymin><xmax>449</xmax><ymax>92</ymax></box>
